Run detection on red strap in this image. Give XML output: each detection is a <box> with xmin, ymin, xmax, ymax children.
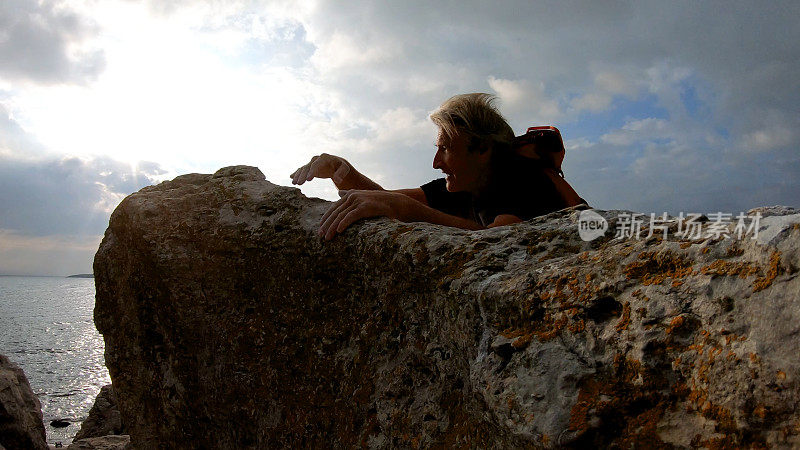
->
<box><xmin>542</xmin><ymin>168</ymin><xmax>585</xmax><ymax>207</ymax></box>
<box><xmin>526</xmin><ymin>126</ymin><xmax>561</xmax><ymax>135</ymax></box>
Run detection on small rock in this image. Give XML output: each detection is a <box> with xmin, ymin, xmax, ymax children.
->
<box><xmin>66</xmin><ymin>435</ymin><xmax>130</xmax><ymax>450</ymax></box>
<box><xmin>73</xmin><ymin>385</ymin><xmax>124</xmax><ymax>440</ymax></box>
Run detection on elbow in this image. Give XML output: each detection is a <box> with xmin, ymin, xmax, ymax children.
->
<box><xmin>487</xmin><ymin>214</ymin><xmax>523</xmax><ymax>228</ymax></box>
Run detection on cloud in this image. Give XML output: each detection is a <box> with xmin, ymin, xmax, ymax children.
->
<box><xmin>488</xmin><ymin>77</ymin><xmax>562</xmax><ymax>124</ymax></box>
<box><xmin>601</xmin><ymin>118</ymin><xmax>671</xmax><ymax>146</ymax></box>
<box><xmin>0</xmin><ymin>102</ymin><xmax>47</xmax><ymax>158</ymax></box>
<box><xmin>0</xmin><ymin>0</ymin><xmax>106</xmax><ymax>85</ymax></box>
<box><xmin>0</xmin><ymin>153</ymin><xmax>165</xmax><ymax>237</ymax></box>
<box><xmin>0</xmin><ymin>107</ymin><xmax>164</xmax><ymax>237</ymax></box>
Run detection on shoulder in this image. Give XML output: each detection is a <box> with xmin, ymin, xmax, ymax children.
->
<box><xmin>481</xmin><ymin>155</ymin><xmax>566</xmax><ymax>220</ymax></box>
<box><xmin>420</xmin><ymin>178</ymin><xmax>472</xmax><ymax>219</ymax></box>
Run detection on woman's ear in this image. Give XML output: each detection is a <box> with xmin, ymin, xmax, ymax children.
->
<box><xmin>478</xmin><ymin>144</ymin><xmax>492</xmax><ymax>163</ymax></box>
<box><xmin>474</xmin><ymin>137</ymin><xmax>492</xmax><ymax>154</ymax></box>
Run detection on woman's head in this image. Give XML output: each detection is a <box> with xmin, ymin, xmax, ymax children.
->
<box><xmin>429</xmin><ymin>93</ymin><xmax>515</xmax><ymax>155</ymax></box>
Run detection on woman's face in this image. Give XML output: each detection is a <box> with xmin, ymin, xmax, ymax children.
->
<box><xmin>433</xmin><ymin>129</ymin><xmax>491</xmax><ymax>194</ymax></box>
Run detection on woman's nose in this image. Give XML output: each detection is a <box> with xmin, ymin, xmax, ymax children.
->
<box><xmin>433</xmin><ymin>151</ymin><xmax>442</xmax><ymax>169</ymax></box>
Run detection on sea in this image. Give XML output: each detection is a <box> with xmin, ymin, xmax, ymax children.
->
<box><xmin>0</xmin><ymin>275</ymin><xmax>110</xmax><ymax>447</ymax></box>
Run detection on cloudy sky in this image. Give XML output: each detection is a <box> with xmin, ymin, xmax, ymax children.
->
<box><xmin>1</xmin><ymin>0</ymin><xmax>798</xmax><ymax>276</ymax></box>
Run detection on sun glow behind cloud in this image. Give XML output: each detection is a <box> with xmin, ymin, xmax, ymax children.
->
<box><xmin>6</xmin><ymin>1</ymin><xmax>324</xmax><ymax>184</ymax></box>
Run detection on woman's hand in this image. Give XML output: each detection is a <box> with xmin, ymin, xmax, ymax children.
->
<box><xmin>318</xmin><ymin>190</ymin><xmax>419</xmax><ymax>240</ymax></box>
<box><xmin>290</xmin><ymin>153</ymin><xmax>351</xmax><ymax>186</ymax></box>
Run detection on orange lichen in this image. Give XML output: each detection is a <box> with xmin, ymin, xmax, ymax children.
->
<box><xmin>568</xmin><ymin>379</ymin><xmax>600</xmax><ymax>435</ymax></box>
<box><xmin>567</xmin><ymin>354</ymin><xmax>678</xmax><ymax>447</ymax></box>
<box><xmin>777</xmin><ymin>370</ymin><xmax>787</xmax><ymax>381</ymax></box>
<box><xmin>753</xmin><ymin>251</ymin><xmax>782</xmax><ymax>292</ymax></box>
<box><xmin>623</xmin><ymin>251</ymin><xmax>694</xmax><ymax>285</ymax></box>
<box><xmin>707</xmin><ymin>346</ymin><xmax>722</xmax><ymax>363</ymax></box>
<box><xmin>700</xmin><ymin>259</ymin><xmax>759</xmax><ymax>278</ymax></box>
<box><xmin>665</xmin><ymin>315</ymin><xmax>685</xmax><ymax>335</ymax></box>
<box><xmin>726</xmin><ymin>245</ymin><xmax>744</xmax><ymax>257</ymax></box>
<box><xmin>688</xmin><ymin>343</ymin><xmax>705</xmax><ymax>355</ymax></box>
<box><xmin>511</xmin><ymin>333</ymin><xmax>532</xmax><ymax>349</ymax></box>
<box><xmin>500</xmin><ymin>311</ymin><xmax>576</xmax><ymax>350</ymax></box>
<box><xmin>615</xmin><ymin>302</ymin><xmax>631</xmax><ymax>332</ymax></box>
<box><xmin>568</xmin><ymin>319</ymin><xmax>586</xmax><ymax>333</ymax></box>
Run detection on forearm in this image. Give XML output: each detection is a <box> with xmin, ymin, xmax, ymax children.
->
<box><xmin>334</xmin><ymin>166</ymin><xmax>383</xmax><ymax>191</ymax></box>
<box><xmin>401</xmin><ymin>200</ymin><xmax>484</xmax><ymax>231</ymax></box>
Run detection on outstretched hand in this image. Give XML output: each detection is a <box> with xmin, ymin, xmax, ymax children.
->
<box><xmin>319</xmin><ymin>190</ymin><xmax>418</xmax><ymax>240</ymax></box>
<box><xmin>290</xmin><ymin>153</ymin><xmax>351</xmax><ymax>186</ymax></box>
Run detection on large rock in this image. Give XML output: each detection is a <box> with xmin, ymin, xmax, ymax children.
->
<box><xmin>94</xmin><ymin>166</ymin><xmax>800</xmax><ymax>448</ymax></box>
<box><xmin>73</xmin><ymin>385</ymin><xmax>123</xmax><ymax>441</ymax></box>
<box><xmin>0</xmin><ymin>354</ymin><xmax>48</xmax><ymax>450</ymax></box>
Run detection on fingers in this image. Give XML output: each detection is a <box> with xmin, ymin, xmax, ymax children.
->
<box><xmin>320</xmin><ymin>190</ymin><xmax>349</xmax><ymax>225</ymax></box>
<box><xmin>319</xmin><ymin>192</ymin><xmax>352</xmax><ymax>237</ymax></box>
<box><xmin>335</xmin><ymin>208</ymin><xmax>364</xmax><ymax>234</ymax></box>
<box><xmin>317</xmin><ymin>190</ymin><xmax>385</xmax><ymax>241</ymax></box>
<box><xmin>305</xmin><ymin>158</ymin><xmax>321</xmax><ymax>181</ymax></box>
<box><xmin>324</xmin><ymin>204</ymin><xmax>358</xmax><ymax>241</ymax></box>
<box><xmin>291</xmin><ymin>156</ymin><xmax>319</xmax><ymax>185</ymax></box>
<box><xmin>291</xmin><ymin>164</ymin><xmax>306</xmax><ymax>185</ymax></box>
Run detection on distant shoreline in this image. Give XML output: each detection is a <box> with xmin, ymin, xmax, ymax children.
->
<box><xmin>0</xmin><ymin>274</ymin><xmax>95</xmax><ymax>278</ymax></box>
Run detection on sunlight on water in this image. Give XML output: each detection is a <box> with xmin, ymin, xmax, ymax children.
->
<box><xmin>0</xmin><ymin>276</ymin><xmax>111</xmax><ymax>446</ymax></box>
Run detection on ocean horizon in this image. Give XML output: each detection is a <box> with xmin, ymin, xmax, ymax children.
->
<box><xmin>0</xmin><ymin>275</ymin><xmax>110</xmax><ymax>446</ymax></box>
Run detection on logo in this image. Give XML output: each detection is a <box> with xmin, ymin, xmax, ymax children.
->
<box><xmin>578</xmin><ymin>209</ymin><xmax>608</xmax><ymax>241</ymax></box>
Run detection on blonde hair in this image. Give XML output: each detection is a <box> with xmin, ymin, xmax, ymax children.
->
<box><xmin>429</xmin><ymin>93</ymin><xmax>515</xmax><ymax>153</ymax></box>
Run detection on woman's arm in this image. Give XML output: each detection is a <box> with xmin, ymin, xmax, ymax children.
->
<box><xmin>318</xmin><ymin>190</ymin><xmax>482</xmax><ymax>240</ymax></box>
<box><xmin>291</xmin><ymin>153</ymin><xmax>383</xmax><ymax>191</ymax></box>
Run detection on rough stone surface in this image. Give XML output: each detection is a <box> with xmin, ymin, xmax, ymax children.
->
<box><xmin>0</xmin><ymin>354</ymin><xmax>48</xmax><ymax>450</ymax></box>
<box><xmin>94</xmin><ymin>165</ymin><xmax>800</xmax><ymax>448</ymax></box>
<box><xmin>66</xmin><ymin>435</ymin><xmax>130</xmax><ymax>450</ymax></box>
<box><xmin>73</xmin><ymin>385</ymin><xmax>123</xmax><ymax>441</ymax></box>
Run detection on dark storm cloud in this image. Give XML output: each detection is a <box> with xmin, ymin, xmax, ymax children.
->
<box><xmin>0</xmin><ymin>154</ymin><xmax>164</xmax><ymax>237</ymax></box>
<box><xmin>0</xmin><ymin>0</ymin><xmax>105</xmax><ymax>84</ymax></box>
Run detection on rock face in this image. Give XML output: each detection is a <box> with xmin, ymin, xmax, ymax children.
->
<box><xmin>0</xmin><ymin>354</ymin><xmax>48</xmax><ymax>450</ymax></box>
<box><xmin>94</xmin><ymin>166</ymin><xmax>800</xmax><ymax>448</ymax></box>
<box><xmin>66</xmin><ymin>435</ymin><xmax>130</xmax><ymax>450</ymax></box>
<box><xmin>73</xmin><ymin>385</ymin><xmax>123</xmax><ymax>441</ymax></box>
